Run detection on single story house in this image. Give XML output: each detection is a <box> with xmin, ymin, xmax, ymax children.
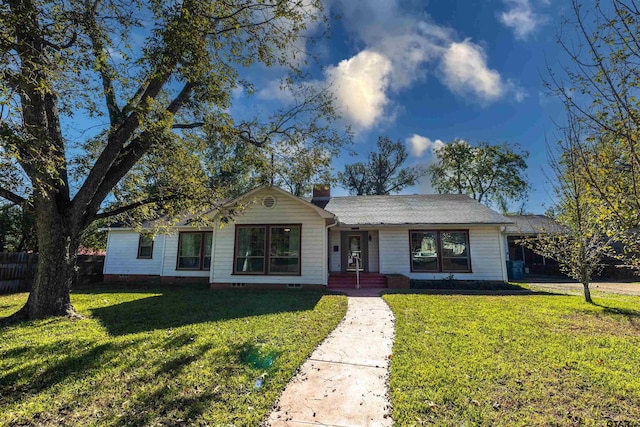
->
<box><xmin>103</xmin><ymin>185</ymin><xmax>514</xmax><ymax>288</ymax></box>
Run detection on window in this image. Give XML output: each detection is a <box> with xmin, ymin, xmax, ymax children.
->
<box><xmin>177</xmin><ymin>231</ymin><xmax>213</xmax><ymax>270</ymax></box>
<box><xmin>410</xmin><ymin>231</ymin><xmax>438</xmax><ymax>272</ymax></box>
<box><xmin>269</xmin><ymin>226</ymin><xmax>300</xmax><ymax>274</ymax></box>
<box><xmin>137</xmin><ymin>235</ymin><xmax>154</xmax><ymax>259</ymax></box>
<box><xmin>440</xmin><ymin>231</ymin><xmax>470</xmax><ymax>272</ymax></box>
<box><xmin>410</xmin><ymin>230</ymin><xmax>471</xmax><ymax>273</ymax></box>
<box><xmin>235</xmin><ymin>227</ymin><xmax>266</xmax><ymax>273</ymax></box>
<box><xmin>234</xmin><ymin>225</ymin><xmax>301</xmax><ymax>275</ymax></box>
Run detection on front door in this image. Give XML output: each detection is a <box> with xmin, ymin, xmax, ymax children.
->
<box><xmin>347</xmin><ymin>234</ymin><xmax>363</xmax><ymax>271</ymax></box>
<box><xmin>341</xmin><ymin>231</ymin><xmax>368</xmax><ymax>272</ymax></box>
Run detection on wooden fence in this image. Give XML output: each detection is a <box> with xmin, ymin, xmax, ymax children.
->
<box><xmin>0</xmin><ymin>253</ymin><xmax>105</xmax><ymax>294</ymax></box>
<box><xmin>0</xmin><ymin>252</ymin><xmax>37</xmax><ymax>294</ymax></box>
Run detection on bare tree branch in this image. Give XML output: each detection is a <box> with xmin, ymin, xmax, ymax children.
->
<box><xmin>0</xmin><ymin>187</ymin><xmax>27</xmax><ymax>205</ymax></box>
<box><xmin>94</xmin><ymin>195</ymin><xmax>179</xmax><ymax>220</ymax></box>
<box><xmin>84</xmin><ymin>0</ymin><xmax>121</xmax><ymax>126</ymax></box>
<box><xmin>172</xmin><ymin>122</ymin><xmax>205</xmax><ymax>129</ymax></box>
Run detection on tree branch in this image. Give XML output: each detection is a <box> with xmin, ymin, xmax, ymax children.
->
<box><xmin>94</xmin><ymin>195</ymin><xmax>178</xmax><ymax>220</ymax></box>
<box><xmin>84</xmin><ymin>0</ymin><xmax>121</xmax><ymax>126</ymax></box>
<box><xmin>172</xmin><ymin>122</ymin><xmax>205</xmax><ymax>129</ymax></box>
<box><xmin>0</xmin><ymin>187</ymin><xmax>27</xmax><ymax>205</ymax></box>
<box><xmin>77</xmin><ymin>83</ymin><xmax>195</xmax><ymax>229</ymax></box>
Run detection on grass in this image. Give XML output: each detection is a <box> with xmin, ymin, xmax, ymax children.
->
<box><xmin>0</xmin><ymin>284</ymin><xmax>347</xmax><ymax>426</ymax></box>
<box><xmin>384</xmin><ymin>290</ymin><xmax>640</xmax><ymax>426</ymax></box>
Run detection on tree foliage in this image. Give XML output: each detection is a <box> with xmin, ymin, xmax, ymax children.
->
<box><xmin>523</xmin><ymin>118</ymin><xmax>613</xmax><ymax>303</ymax></box>
<box><xmin>0</xmin><ymin>0</ymin><xmax>345</xmax><ymax>319</ymax></box>
<box><xmin>209</xmin><ymin>137</ymin><xmax>334</xmax><ymax>198</ymax></box>
<box><xmin>547</xmin><ymin>0</ymin><xmax>640</xmax><ymax>270</ymax></box>
<box><xmin>339</xmin><ymin>136</ymin><xmax>423</xmax><ymax>195</ymax></box>
<box><xmin>428</xmin><ymin>140</ymin><xmax>529</xmax><ymax>210</ymax></box>
<box><xmin>0</xmin><ymin>202</ymin><xmax>36</xmax><ymax>252</ymax></box>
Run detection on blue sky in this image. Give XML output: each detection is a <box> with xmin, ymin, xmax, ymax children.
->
<box><xmin>235</xmin><ymin>0</ymin><xmax>574</xmax><ymax>213</ymax></box>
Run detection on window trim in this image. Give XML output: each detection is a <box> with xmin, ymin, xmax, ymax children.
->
<box><xmin>409</xmin><ymin>229</ymin><xmax>472</xmax><ymax>273</ymax></box>
<box><xmin>137</xmin><ymin>235</ymin><xmax>154</xmax><ymax>259</ymax></box>
<box><xmin>176</xmin><ymin>231</ymin><xmax>213</xmax><ymax>271</ymax></box>
<box><xmin>233</xmin><ymin>224</ymin><xmax>302</xmax><ymax>276</ymax></box>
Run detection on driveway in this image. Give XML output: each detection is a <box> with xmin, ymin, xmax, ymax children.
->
<box><xmin>524</xmin><ymin>280</ymin><xmax>640</xmax><ymax>296</ymax></box>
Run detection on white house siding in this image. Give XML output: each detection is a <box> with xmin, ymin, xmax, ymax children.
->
<box><xmin>212</xmin><ymin>188</ymin><xmax>327</xmax><ymax>285</ymax></box>
<box><xmin>161</xmin><ymin>229</ymin><xmax>212</xmax><ymax>278</ymax></box>
<box><xmin>368</xmin><ymin>230</ymin><xmax>380</xmax><ymax>273</ymax></box>
<box><xmin>103</xmin><ymin>230</ymin><xmax>164</xmax><ymax>276</ymax></box>
<box><xmin>378</xmin><ymin>226</ymin><xmax>505</xmax><ymax>281</ymax></box>
<box><xmin>329</xmin><ymin>229</ymin><xmax>341</xmax><ymax>272</ymax></box>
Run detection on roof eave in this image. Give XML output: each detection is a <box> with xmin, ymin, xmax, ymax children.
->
<box><xmin>335</xmin><ymin>221</ymin><xmax>514</xmax><ymax>228</ymax></box>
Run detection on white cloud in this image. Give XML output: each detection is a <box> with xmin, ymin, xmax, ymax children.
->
<box><xmin>331</xmin><ymin>1</ymin><xmax>447</xmax><ymax>91</ymax></box>
<box><xmin>440</xmin><ymin>40</ymin><xmax>505</xmax><ymax>102</ymax></box>
<box><xmin>325</xmin><ymin>50</ymin><xmax>393</xmax><ymax>129</ymax></box>
<box><xmin>498</xmin><ymin>0</ymin><xmax>548</xmax><ymax>40</ymax></box>
<box><xmin>513</xmin><ymin>85</ymin><xmax>528</xmax><ymax>102</ymax></box>
<box><xmin>407</xmin><ymin>134</ymin><xmax>445</xmax><ymax>157</ymax></box>
<box><xmin>407</xmin><ymin>134</ymin><xmax>448</xmax><ymax>193</ymax></box>
<box><xmin>257</xmin><ymin>79</ymin><xmax>295</xmax><ymax>103</ymax></box>
<box><xmin>322</xmin><ymin>1</ymin><xmax>527</xmax><ymax>128</ymax></box>
<box><xmin>231</xmin><ymin>85</ymin><xmax>245</xmax><ymax>99</ymax></box>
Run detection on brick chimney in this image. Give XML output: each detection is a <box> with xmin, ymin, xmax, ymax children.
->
<box><xmin>312</xmin><ymin>184</ymin><xmax>330</xmax><ymax>199</ymax></box>
<box><xmin>311</xmin><ymin>184</ymin><xmax>331</xmax><ymax>208</ymax></box>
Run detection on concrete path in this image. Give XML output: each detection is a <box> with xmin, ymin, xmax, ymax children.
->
<box><xmin>267</xmin><ymin>289</ymin><xmax>395</xmax><ymax>427</ymax></box>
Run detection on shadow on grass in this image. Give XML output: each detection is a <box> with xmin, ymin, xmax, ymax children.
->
<box><xmin>0</xmin><ymin>330</ymin><xmax>240</xmax><ymax>425</ymax></box>
<box><xmin>0</xmin><ymin>340</ymin><xmax>136</xmax><ymax>406</ymax></box>
<box><xmin>112</xmin><ymin>387</ymin><xmax>222</xmax><ymax>427</ymax></box>
<box><xmin>89</xmin><ymin>288</ymin><xmax>325</xmax><ymax>336</ymax></box>
<box><xmin>384</xmin><ymin>282</ymin><xmax>560</xmax><ymax>296</ymax></box>
<box><xmin>592</xmin><ymin>302</ymin><xmax>640</xmax><ymax>319</ymax></box>
<box><xmin>112</xmin><ymin>339</ymin><xmax>279</xmax><ymax>426</ymax></box>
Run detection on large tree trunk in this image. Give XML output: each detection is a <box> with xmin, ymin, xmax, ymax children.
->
<box><xmin>13</xmin><ymin>194</ymin><xmax>80</xmax><ymax>320</ymax></box>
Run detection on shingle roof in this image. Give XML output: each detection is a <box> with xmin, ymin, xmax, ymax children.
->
<box><xmin>317</xmin><ymin>194</ymin><xmax>513</xmax><ymax>226</ymax></box>
<box><xmin>503</xmin><ymin>214</ymin><xmax>565</xmax><ymax>234</ymax></box>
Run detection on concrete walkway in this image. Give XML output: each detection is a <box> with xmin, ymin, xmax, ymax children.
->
<box><xmin>267</xmin><ymin>289</ymin><xmax>395</xmax><ymax>427</ymax></box>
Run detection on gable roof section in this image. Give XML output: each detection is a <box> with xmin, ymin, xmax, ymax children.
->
<box><xmin>225</xmin><ymin>185</ymin><xmax>336</xmax><ymax>220</ymax></box>
<box><xmin>319</xmin><ymin>194</ymin><xmax>512</xmax><ymax>226</ymax></box>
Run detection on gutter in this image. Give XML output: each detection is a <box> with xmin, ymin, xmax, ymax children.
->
<box><xmin>324</xmin><ymin>218</ymin><xmax>338</xmax><ymax>286</ymax></box>
<box><xmin>498</xmin><ymin>225</ymin><xmax>509</xmax><ymax>283</ymax></box>
<box><xmin>334</xmin><ymin>222</ymin><xmax>515</xmax><ymax>228</ymax></box>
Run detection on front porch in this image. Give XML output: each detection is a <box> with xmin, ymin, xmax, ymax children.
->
<box><xmin>327</xmin><ymin>273</ymin><xmax>386</xmax><ymax>289</ymax></box>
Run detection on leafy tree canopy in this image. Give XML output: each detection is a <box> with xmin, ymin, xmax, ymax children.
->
<box><xmin>524</xmin><ymin>118</ymin><xmax>613</xmax><ymax>304</ymax></box>
<box><xmin>428</xmin><ymin>139</ymin><xmax>529</xmax><ymax>211</ymax></box>
<box><xmin>0</xmin><ymin>0</ymin><xmax>347</xmax><ymax>319</ymax></box>
<box><xmin>546</xmin><ymin>0</ymin><xmax>640</xmax><ymax>270</ymax></box>
<box><xmin>339</xmin><ymin>136</ymin><xmax>423</xmax><ymax>195</ymax></box>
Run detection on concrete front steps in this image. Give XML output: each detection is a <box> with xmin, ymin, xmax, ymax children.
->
<box><xmin>328</xmin><ymin>273</ymin><xmax>386</xmax><ymax>289</ymax></box>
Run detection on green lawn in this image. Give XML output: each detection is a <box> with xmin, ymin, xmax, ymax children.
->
<box><xmin>0</xmin><ymin>285</ymin><xmax>347</xmax><ymax>426</ymax></box>
<box><xmin>384</xmin><ymin>290</ymin><xmax>640</xmax><ymax>426</ymax></box>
